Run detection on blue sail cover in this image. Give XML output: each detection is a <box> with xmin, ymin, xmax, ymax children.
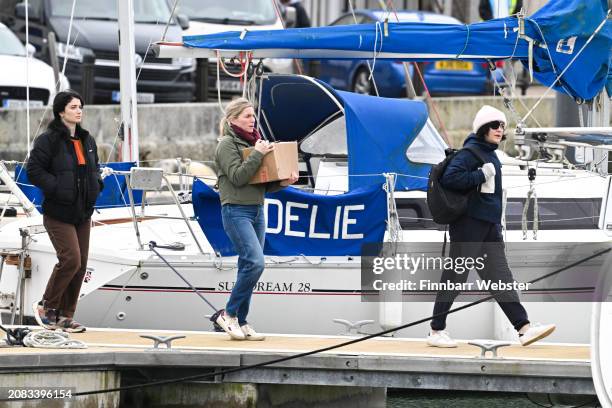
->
<box><xmin>14</xmin><ymin>162</ymin><xmax>142</xmax><ymax>210</ymax></box>
<box><xmin>192</xmin><ymin>179</ymin><xmax>387</xmax><ymax>256</ymax></box>
<box><xmin>340</xmin><ymin>90</ymin><xmax>430</xmax><ymax>191</ymax></box>
<box><xmin>183</xmin><ymin>0</ymin><xmax>611</xmax><ymax>101</ymax></box>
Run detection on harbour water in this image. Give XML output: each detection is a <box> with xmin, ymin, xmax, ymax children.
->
<box><xmin>387</xmin><ymin>390</ymin><xmax>600</xmax><ymax>407</ymax></box>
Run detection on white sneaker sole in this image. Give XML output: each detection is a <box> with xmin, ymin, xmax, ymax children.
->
<box><xmin>244</xmin><ymin>335</ymin><xmax>266</xmax><ymax>341</ymax></box>
<box><xmin>426</xmin><ymin>340</ymin><xmax>458</xmax><ymax>348</ymax></box>
<box><xmin>521</xmin><ymin>325</ymin><xmax>556</xmax><ymax>346</ymax></box>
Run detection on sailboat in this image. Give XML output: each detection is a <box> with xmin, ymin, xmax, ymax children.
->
<box><xmin>0</xmin><ymin>0</ymin><xmax>610</xmax><ymax>385</ymax></box>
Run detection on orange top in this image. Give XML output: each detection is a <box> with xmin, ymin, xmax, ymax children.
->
<box><xmin>71</xmin><ymin>139</ymin><xmax>86</xmax><ymax>165</ymax></box>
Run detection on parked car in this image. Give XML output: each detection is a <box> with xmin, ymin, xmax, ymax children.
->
<box><xmin>171</xmin><ymin>0</ymin><xmax>294</xmax><ymax>98</ymax></box>
<box><xmin>0</xmin><ymin>22</ymin><xmax>69</xmax><ymax>108</ymax></box>
<box><xmin>317</xmin><ymin>10</ymin><xmax>504</xmax><ymax>97</ymax></box>
<box><xmin>0</xmin><ymin>0</ymin><xmax>195</xmax><ymax>104</ymax></box>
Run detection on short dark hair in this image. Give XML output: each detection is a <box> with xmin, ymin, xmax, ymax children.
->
<box><xmin>52</xmin><ymin>90</ymin><xmax>84</xmax><ymax>121</ymax></box>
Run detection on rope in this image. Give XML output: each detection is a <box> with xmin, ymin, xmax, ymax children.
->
<box><xmin>369</xmin><ymin>21</ymin><xmax>384</xmax><ymax>81</ymax></box>
<box><xmin>383</xmin><ymin>173</ymin><xmax>402</xmax><ymax>243</ymax></box>
<box><xmin>22</xmin><ymin>330</ymin><xmax>87</xmax><ymax>349</ymax></box>
<box><xmin>455</xmin><ymin>23</ymin><xmax>471</xmax><ymax>59</ymax></box>
<box><xmin>347</xmin><ymin>0</ymin><xmax>379</xmax><ymax>96</ymax></box>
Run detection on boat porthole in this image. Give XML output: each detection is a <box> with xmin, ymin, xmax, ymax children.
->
<box><xmin>140</xmin><ymin>272</ymin><xmax>149</xmax><ymax>280</ymax></box>
<box><xmin>125</xmin><ymin>296</ymin><xmax>132</xmax><ymax>302</ymax></box>
<box><xmin>117</xmin><ymin>312</ymin><xmax>126</xmax><ymax>320</ymax></box>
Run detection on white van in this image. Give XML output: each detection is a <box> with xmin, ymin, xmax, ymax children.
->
<box><xmin>0</xmin><ymin>22</ymin><xmax>69</xmax><ymax>108</ymax></box>
<box><xmin>171</xmin><ymin>0</ymin><xmax>294</xmax><ymax>97</ymax></box>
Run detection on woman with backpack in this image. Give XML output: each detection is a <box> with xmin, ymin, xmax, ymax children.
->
<box><xmin>426</xmin><ymin>105</ymin><xmax>556</xmax><ymax>348</ymax></box>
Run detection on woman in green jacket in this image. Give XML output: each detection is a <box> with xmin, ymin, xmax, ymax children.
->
<box><xmin>214</xmin><ymin>98</ymin><xmax>298</xmax><ymax>340</ymax></box>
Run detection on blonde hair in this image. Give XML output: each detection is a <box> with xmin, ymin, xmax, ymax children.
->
<box><xmin>219</xmin><ymin>97</ymin><xmax>253</xmax><ymax>136</ymax></box>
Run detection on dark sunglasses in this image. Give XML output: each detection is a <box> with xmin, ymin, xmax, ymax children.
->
<box><xmin>488</xmin><ymin>121</ymin><xmax>505</xmax><ymax>130</ymax></box>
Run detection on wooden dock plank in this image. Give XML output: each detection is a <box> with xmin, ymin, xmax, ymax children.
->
<box><xmin>0</xmin><ymin>328</ymin><xmax>589</xmax><ymax>361</ymax></box>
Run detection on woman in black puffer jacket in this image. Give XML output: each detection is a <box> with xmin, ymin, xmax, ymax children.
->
<box><xmin>27</xmin><ymin>90</ymin><xmax>103</xmax><ymax>333</ymax></box>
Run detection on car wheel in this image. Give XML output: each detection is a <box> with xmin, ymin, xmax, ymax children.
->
<box><xmin>352</xmin><ymin>68</ymin><xmax>373</xmax><ymax>95</ymax></box>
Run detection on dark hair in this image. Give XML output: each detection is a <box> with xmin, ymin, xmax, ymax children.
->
<box><xmin>52</xmin><ymin>90</ymin><xmax>84</xmax><ymax>121</ymax></box>
<box><xmin>476</xmin><ymin>121</ymin><xmax>507</xmax><ymax>141</ymax></box>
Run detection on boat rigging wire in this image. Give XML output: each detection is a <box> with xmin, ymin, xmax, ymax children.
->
<box><xmin>149</xmin><ymin>241</ymin><xmax>219</xmax><ymax>314</ymax></box>
<box><xmin>347</xmin><ymin>0</ymin><xmax>380</xmax><ymax>97</ymax></box>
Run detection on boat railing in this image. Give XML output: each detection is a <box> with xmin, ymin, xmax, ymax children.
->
<box><xmin>102</xmin><ymin>167</ymin><xmax>205</xmax><ymax>254</ymax></box>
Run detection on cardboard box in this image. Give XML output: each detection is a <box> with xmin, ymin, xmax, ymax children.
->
<box><xmin>241</xmin><ymin>141</ymin><xmax>298</xmax><ymax>184</ymax></box>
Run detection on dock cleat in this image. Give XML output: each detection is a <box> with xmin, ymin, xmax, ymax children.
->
<box><xmin>209</xmin><ymin>309</ymin><xmax>225</xmax><ymax>332</ymax></box>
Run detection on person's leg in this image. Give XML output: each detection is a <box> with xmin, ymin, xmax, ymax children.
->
<box><xmin>222</xmin><ymin>205</ymin><xmax>265</xmax><ymax>325</ymax></box>
<box><xmin>478</xmin><ymin>224</ymin><xmax>529</xmax><ymax>332</ymax></box>
<box><xmin>430</xmin><ymin>216</ymin><xmax>485</xmax><ymax>331</ymax></box>
<box><xmin>41</xmin><ymin>216</ymin><xmax>82</xmax><ymax>311</ymax></box>
<box><xmin>59</xmin><ymin>219</ymin><xmax>91</xmax><ymax>319</ymax></box>
<box><xmin>236</xmin><ymin>205</ymin><xmax>266</xmax><ymax>325</ymax></box>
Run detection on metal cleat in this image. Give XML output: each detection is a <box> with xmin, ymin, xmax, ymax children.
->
<box><xmin>333</xmin><ymin>319</ymin><xmax>374</xmax><ymax>336</ymax></box>
<box><xmin>140</xmin><ymin>334</ymin><xmax>186</xmax><ymax>350</ymax></box>
<box><xmin>468</xmin><ymin>340</ymin><xmax>512</xmax><ymax>358</ymax></box>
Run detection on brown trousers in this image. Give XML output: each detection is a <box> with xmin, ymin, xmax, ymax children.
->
<box><xmin>42</xmin><ymin>215</ymin><xmax>91</xmax><ymax>318</ymax></box>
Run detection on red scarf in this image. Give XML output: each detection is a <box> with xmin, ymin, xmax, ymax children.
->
<box><xmin>231</xmin><ymin>124</ymin><xmax>261</xmax><ymax>146</ymax></box>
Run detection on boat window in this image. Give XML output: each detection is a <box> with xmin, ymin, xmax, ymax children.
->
<box><xmin>405</xmin><ymin>118</ymin><xmax>447</xmax><ymax>165</ymax></box>
<box><xmin>174</xmin><ymin>0</ymin><xmax>277</xmax><ymax>25</ymax></box>
<box><xmin>50</xmin><ymin>0</ymin><xmax>173</xmax><ymax>23</ymax></box>
<box><xmin>504</xmin><ymin>198</ymin><xmax>602</xmax><ymax>230</ymax></box>
<box><xmin>300</xmin><ymin>116</ymin><xmax>347</xmax><ymax>156</ymax></box>
<box><xmin>396</xmin><ymin>197</ymin><xmax>602</xmax><ymax>231</ymax></box>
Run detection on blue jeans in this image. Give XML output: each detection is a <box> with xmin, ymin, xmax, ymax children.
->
<box><xmin>221</xmin><ymin>204</ymin><xmax>266</xmax><ymax>326</ymax></box>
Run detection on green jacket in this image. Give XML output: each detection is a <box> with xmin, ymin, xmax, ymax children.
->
<box><xmin>214</xmin><ymin>127</ymin><xmax>283</xmax><ymax>205</ymax></box>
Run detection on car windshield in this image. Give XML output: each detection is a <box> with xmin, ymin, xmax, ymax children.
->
<box><xmin>174</xmin><ymin>0</ymin><xmax>277</xmax><ymax>25</ymax></box>
<box><xmin>50</xmin><ymin>0</ymin><xmax>172</xmax><ymax>23</ymax></box>
<box><xmin>0</xmin><ymin>25</ymin><xmax>26</xmax><ymax>56</ymax></box>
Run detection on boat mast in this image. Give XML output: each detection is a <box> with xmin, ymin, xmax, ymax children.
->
<box><xmin>117</xmin><ymin>0</ymin><xmax>139</xmax><ymax>164</ymax></box>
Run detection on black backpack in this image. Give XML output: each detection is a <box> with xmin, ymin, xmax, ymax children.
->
<box><xmin>427</xmin><ymin>146</ymin><xmax>486</xmax><ymax>225</ymax></box>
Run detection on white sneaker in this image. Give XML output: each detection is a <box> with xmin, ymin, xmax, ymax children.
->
<box><xmin>519</xmin><ymin>323</ymin><xmax>556</xmax><ymax>346</ymax></box>
<box><xmin>215</xmin><ymin>311</ymin><xmax>245</xmax><ymax>340</ymax></box>
<box><xmin>426</xmin><ymin>330</ymin><xmax>458</xmax><ymax>348</ymax></box>
<box><xmin>241</xmin><ymin>324</ymin><xmax>266</xmax><ymax>341</ymax></box>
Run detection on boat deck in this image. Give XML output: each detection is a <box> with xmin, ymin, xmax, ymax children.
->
<box><xmin>0</xmin><ymin>327</ymin><xmax>595</xmax><ymax>396</ymax></box>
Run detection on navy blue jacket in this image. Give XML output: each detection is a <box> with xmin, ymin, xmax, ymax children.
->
<box><xmin>440</xmin><ymin>135</ymin><xmax>502</xmax><ymax>224</ymax></box>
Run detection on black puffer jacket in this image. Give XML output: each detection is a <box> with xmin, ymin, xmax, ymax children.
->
<box><xmin>27</xmin><ymin>119</ymin><xmax>103</xmax><ymax>224</ymax></box>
